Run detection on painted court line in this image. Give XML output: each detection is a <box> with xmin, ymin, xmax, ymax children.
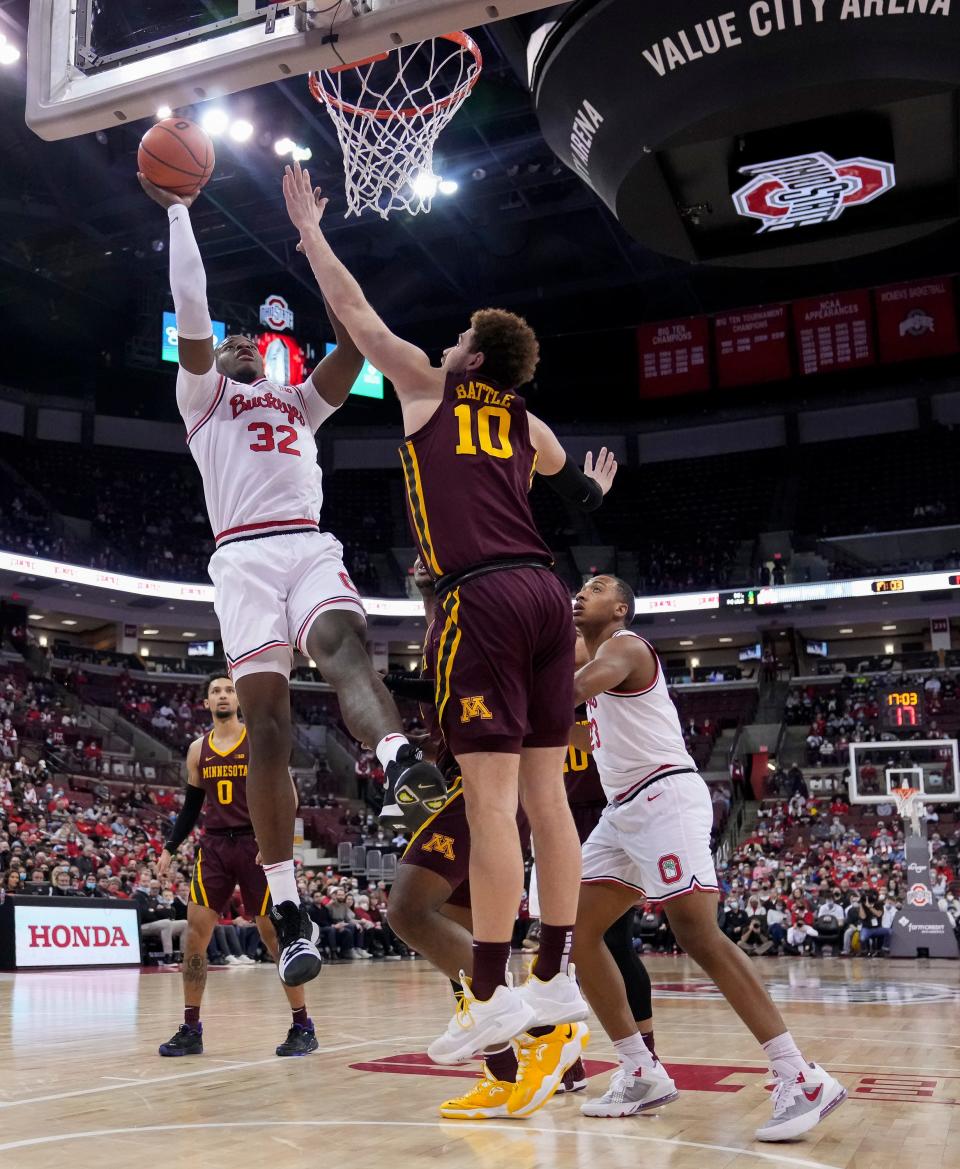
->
<box><xmin>0</xmin><ymin>1033</ymin><xmax>438</xmax><ymax>1111</ymax></box>
<box><xmin>0</xmin><ymin>1119</ymin><xmax>847</xmax><ymax>1169</ymax></box>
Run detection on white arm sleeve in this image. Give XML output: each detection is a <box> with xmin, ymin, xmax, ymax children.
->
<box><xmin>167</xmin><ymin>204</ymin><xmax>212</xmax><ymax>340</ymax></box>
<box><xmin>168</xmin><ymin>204</ymin><xmax>218</xmax><ymax>419</ymax></box>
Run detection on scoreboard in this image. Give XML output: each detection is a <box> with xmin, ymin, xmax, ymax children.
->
<box><xmin>881</xmin><ymin>688</ymin><xmax>925</xmax><ymax>730</ymax></box>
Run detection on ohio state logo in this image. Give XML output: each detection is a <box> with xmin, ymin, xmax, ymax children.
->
<box><xmin>732</xmin><ymin>153</ymin><xmax>896</xmax><ymax>234</ymax></box>
<box><xmin>259</xmin><ymin>294</ymin><xmax>294</xmax><ymax>331</ymax></box>
<box><xmin>908</xmin><ymin>883</ymin><xmax>932</xmax><ymax>908</ymax></box>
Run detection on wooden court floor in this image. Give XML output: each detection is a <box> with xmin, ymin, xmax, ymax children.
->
<box><xmin>1</xmin><ymin>956</ymin><xmax>959</xmax><ymax>1169</ymax></box>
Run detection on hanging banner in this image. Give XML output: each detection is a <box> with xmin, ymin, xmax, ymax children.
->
<box><xmin>714</xmin><ymin>303</ymin><xmax>791</xmax><ymax>387</ymax></box>
<box><xmin>792</xmin><ymin>289</ymin><xmax>875</xmax><ymax>376</ymax></box>
<box><xmin>638</xmin><ymin>316</ymin><xmax>710</xmax><ymax>398</ymax></box>
<box><xmin>875</xmin><ymin>277</ymin><xmax>959</xmax><ymax>364</ymax></box>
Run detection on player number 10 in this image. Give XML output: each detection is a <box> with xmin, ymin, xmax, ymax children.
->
<box><xmin>454</xmin><ymin>403</ymin><xmax>513</xmax><ymax>459</ymax></box>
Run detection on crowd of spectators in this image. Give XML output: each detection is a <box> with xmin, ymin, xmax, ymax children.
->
<box><xmin>714</xmin><ymin>796</ymin><xmax>957</xmax><ymax>957</ymax></box>
<box><xmin>786</xmin><ymin>672</ymin><xmax>958</xmax><ymax>767</ymax></box>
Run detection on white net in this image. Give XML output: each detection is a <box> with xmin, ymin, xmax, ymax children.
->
<box><xmin>309</xmin><ymin>33</ymin><xmax>482</xmax><ymax>219</ymax></box>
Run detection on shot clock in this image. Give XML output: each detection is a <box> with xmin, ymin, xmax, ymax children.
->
<box><xmin>871</xmin><ymin>579</ymin><xmax>906</xmax><ymax>593</ymax></box>
<box><xmin>881</xmin><ymin>688</ymin><xmax>925</xmax><ymax>729</ymax></box>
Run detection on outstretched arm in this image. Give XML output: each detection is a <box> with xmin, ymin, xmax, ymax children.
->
<box><xmin>282</xmin><ymin>163</ymin><xmax>438</xmax><ymax>403</ymax></box>
<box><xmin>528</xmin><ymin>413</ymin><xmax>618</xmax><ymax>512</ymax></box>
<box><xmin>139</xmin><ymin>175</ymin><xmax>213</xmax><ymax>380</ymax></box>
<box><xmin>307</xmin><ymin>297</ymin><xmax>365</xmax><ymax>410</ymax></box>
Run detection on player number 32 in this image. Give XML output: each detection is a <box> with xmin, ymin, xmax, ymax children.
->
<box><xmin>247</xmin><ymin>421</ymin><xmax>301</xmax><ymax>457</ymax></box>
<box><xmin>454</xmin><ymin>403</ymin><xmax>513</xmax><ymax>459</ymax></box>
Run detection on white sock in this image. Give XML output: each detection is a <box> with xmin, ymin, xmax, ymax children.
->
<box><xmin>376</xmin><ymin>733</ymin><xmax>407</xmax><ymax>769</ymax></box>
<box><xmin>262</xmin><ymin>859</ymin><xmax>299</xmax><ymax>907</ymax></box>
<box><xmin>613</xmin><ymin>1032</ymin><xmax>657</xmax><ymax>1074</ymax></box>
<box><xmin>762</xmin><ymin>1032</ymin><xmax>808</xmax><ymax>1078</ymax></box>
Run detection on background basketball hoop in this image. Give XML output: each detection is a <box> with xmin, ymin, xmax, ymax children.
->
<box><xmin>308</xmin><ymin>33</ymin><xmax>482</xmax><ymax>219</ymax></box>
<box><xmin>891</xmin><ymin>785</ymin><xmax>924</xmax><ymax>837</ymax></box>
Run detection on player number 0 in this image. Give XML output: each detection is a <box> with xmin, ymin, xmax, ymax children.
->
<box><xmin>217</xmin><ymin>779</ymin><xmax>233</xmax><ymax>805</ymax></box>
<box><xmin>454</xmin><ymin>403</ymin><xmax>513</xmax><ymax>459</ymax></box>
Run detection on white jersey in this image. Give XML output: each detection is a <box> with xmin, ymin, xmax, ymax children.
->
<box><xmin>586</xmin><ymin>630</ymin><xmax>697</xmax><ymax>803</ymax></box>
<box><xmin>177</xmin><ymin>364</ymin><xmax>338</xmax><ymax>550</ymax></box>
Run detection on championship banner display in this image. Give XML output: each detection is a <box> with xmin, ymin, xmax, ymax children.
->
<box><xmin>637</xmin><ymin>316</ymin><xmax>711</xmax><ymax>397</ymax></box>
<box><xmin>714</xmin><ymin>303</ymin><xmax>791</xmax><ymax>386</ymax></box>
<box><xmin>874</xmin><ymin>277</ymin><xmax>959</xmax><ymax>364</ymax></box>
<box><xmin>792</xmin><ymin>289</ymin><xmax>875</xmax><ymax>375</ymax></box>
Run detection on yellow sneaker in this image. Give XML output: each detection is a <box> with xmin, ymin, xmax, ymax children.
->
<box><xmin>507</xmin><ymin>1022</ymin><xmax>590</xmax><ymax>1118</ymax></box>
<box><xmin>440</xmin><ymin>1068</ymin><xmax>514</xmax><ymax>1119</ymax></box>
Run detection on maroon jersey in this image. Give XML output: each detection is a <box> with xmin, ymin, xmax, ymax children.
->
<box><xmin>400</xmin><ymin>373</ymin><xmax>552</xmax><ymax>578</ymax></box>
<box><xmin>196</xmin><ymin>726</ymin><xmax>252</xmax><ymax>832</ymax></box>
<box><xmin>420</xmin><ymin>613</ymin><xmax>460</xmax><ymax>783</ymax></box>
<box><xmin>564</xmin><ymin>720</ymin><xmax>605</xmax><ymax>806</ymax></box>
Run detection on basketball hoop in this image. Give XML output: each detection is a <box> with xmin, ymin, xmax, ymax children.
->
<box><xmin>308</xmin><ymin>32</ymin><xmax>482</xmax><ymax>219</ymax></box>
<box><xmin>892</xmin><ymin>786</ymin><xmax>924</xmax><ymax>836</ymax></box>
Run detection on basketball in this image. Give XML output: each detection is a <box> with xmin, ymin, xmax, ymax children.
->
<box><xmin>137</xmin><ymin>117</ymin><xmax>215</xmax><ymax>197</ymax></box>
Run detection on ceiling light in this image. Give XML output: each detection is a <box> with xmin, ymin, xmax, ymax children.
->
<box><xmin>679</xmin><ymin>640</ymin><xmax>694</xmax><ymax>647</ymax></box>
<box><xmin>140</xmin><ymin>647</ymin><xmax>150</xmax><ymax>658</ymax></box>
<box><xmin>690</xmin><ymin>657</ymin><xmax>700</xmax><ymax>668</ymax></box>
<box><xmin>412</xmin><ymin>172</ymin><xmax>440</xmax><ymax>199</ymax></box>
<box><xmin>200</xmin><ymin>108</ymin><xmax>229</xmax><ymax>136</ymax></box>
<box><xmin>28</xmin><ymin>614</ymin><xmax>43</xmax><ymax>620</ymax></box>
<box><xmin>142</xmin><ymin>628</ymin><xmax>159</xmax><ymax>636</ymax></box>
<box><xmin>839</xmin><ymin>627</ymin><xmax>853</xmax><ymax>634</ymax></box>
<box><xmin>274</xmin><ymin>137</ymin><xmax>295</xmax><ymax>156</ymax></box>
<box><xmin>884</xmin><ymin>643</ymin><xmax>895</xmax><ymax>655</ymax></box>
<box><xmin>182</xmin><ymin>632</ymin><xmax>197</xmax><ymax>638</ymax></box>
<box><xmin>438</xmin><ymin>178</ymin><xmax>458</xmax><ymax>195</ymax></box>
<box><xmin>156</xmin><ymin>104</ymin><xmax>172</xmax><ymax>119</ymax></box>
<box><xmin>471</xmin><ymin>167</ymin><xmax>487</xmax><ymax>180</ymax></box>
<box><xmin>719</xmin><ymin>637</ymin><xmax>732</xmax><ymax>643</ymax></box>
<box><xmin>38</xmin><ymin>635</ymin><xmax>48</xmax><ymax>648</ymax></box>
<box><xmin>229</xmin><ymin>119</ymin><xmax>254</xmax><ymax>143</ymax></box>
<box><xmin>0</xmin><ymin>43</ymin><xmax>21</xmax><ymax>66</ymax></box>
<box><xmin>291</xmin><ymin>145</ymin><xmax>312</xmax><ymax>162</ymax></box>
<box><xmin>406</xmin><ymin>643</ymin><xmax>420</xmax><ymax>650</ymax></box>
<box><xmin>308</xmin><ymin>659</ymin><xmax>317</xmax><ymax>669</ymax></box>
<box><xmin>61</xmin><ymin>619</ymin><xmax>77</xmax><ymax>626</ymax></box>
<box><xmin>882</xmin><ymin>624</ymin><xmax>897</xmax><ymax>631</ymax></box>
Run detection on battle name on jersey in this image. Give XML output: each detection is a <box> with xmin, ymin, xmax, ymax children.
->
<box><xmin>454</xmin><ymin>381</ymin><xmax>515</xmax><ymax>408</ymax></box>
<box><xmin>229</xmin><ymin>389</ymin><xmax>304</xmax><ymax>426</ymax></box>
<box><xmin>202</xmin><ymin>763</ymin><xmax>248</xmax><ymax>779</ymax></box>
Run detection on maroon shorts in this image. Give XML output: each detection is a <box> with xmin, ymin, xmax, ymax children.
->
<box><xmin>400</xmin><ymin>784</ymin><xmax>473</xmax><ymax>908</ymax></box>
<box><xmin>189</xmin><ymin>832</ymin><xmax>270</xmax><ymax>917</ymax></box>
<box><xmin>431</xmin><ymin>566</ymin><xmax>575</xmax><ymax>756</ymax></box>
<box><xmin>399</xmin><ymin>781</ymin><xmax>532</xmax><ymax>911</ymax></box>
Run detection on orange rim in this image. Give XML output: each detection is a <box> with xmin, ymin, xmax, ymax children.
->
<box><xmin>307</xmin><ymin>31</ymin><xmax>482</xmax><ymax>121</ymax></box>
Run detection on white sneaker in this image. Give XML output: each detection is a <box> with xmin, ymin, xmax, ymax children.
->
<box><xmin>238</xmin><ymin>955</ymin><xmax>255</xmax><ymax>965</ymax></box>
<box><xmin>517</xmin><ymin>963</ymin><xmax>589</xmax><ymax>1027</ymax></box>
<box><xmin>223</xmin><ymin>955</ymin><xmax>240</xmax><ymax>966</ymax></box>
<box><xmin>427</xmin><ymin>971</ymin><xmax>537</xmax><ymax>1065</ymax></box>
<box><xmin>581</xmin><ymin>1061</ymin><xmax>679</xmax><ymax>1117</ymax></box>
<box><xmin>755</xmin><ymin>1062</ymin><xmax>847</xmax><ymax>1142</ymax></box>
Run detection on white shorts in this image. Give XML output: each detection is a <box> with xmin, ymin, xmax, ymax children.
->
<box><xmin>581</xmin><ymin>773</ymin><xmax>719</xmax><ymax>906</ymax></box>
<box><xmin>208</xmin><ymin>530</ymin><xmax>366</xmax><ymax>680</ymax></box>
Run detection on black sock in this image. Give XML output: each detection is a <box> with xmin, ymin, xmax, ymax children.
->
<box><xmin>292</xmin><ymin>1006</ymin><xmax>309</xmax><ymax>1028</ymax></box>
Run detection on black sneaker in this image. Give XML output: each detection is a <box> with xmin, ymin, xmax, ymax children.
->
<box><xmin>276</xmin><ymin>1021</ymin><xmax>319</xmax><ymax>1057</ymax></box>
<box><xmin>270</xmin><ymin>900</ymin><xmax>323</xmax><ymax>987</ymax></box>
<box><xmin>159</xmin><ymin>1023</ymin><xmax>203</xmax><ymax>1057</ymax></box>
<box><xmin>380</xmin><ymin>743</ymin><xmax>448</xmax><ymax>829</ymax></box>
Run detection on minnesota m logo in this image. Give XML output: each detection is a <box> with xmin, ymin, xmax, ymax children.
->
<box><xmin>421</xmin><ymin>833</ymin><xmax>456</xmax><ymax>861</ymax></box>
<box><xmin>460</xmin><ymin>695</ymin><xmax>493</xmax><ymax>724</ymax></box>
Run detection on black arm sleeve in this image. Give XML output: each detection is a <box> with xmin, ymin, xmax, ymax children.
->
<box><xmin>164</xmin><ymin>784</ymin><xmax>206</xmax><ymax>852</ymax></box>
<box><xmin>541</xmin><ymin>455</ymin><xmax>604</xmax><ymax>512</ymax></box>
<box><xmin>382</xmin><ymin>674</ymin><xmax>435</xmax><ymax>703</ymax></box>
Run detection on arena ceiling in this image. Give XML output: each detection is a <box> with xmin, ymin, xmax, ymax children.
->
<box><xmin>1</xmin><ymin>0</ymin><xmax>959</xmax><ymax>405</ymax></box>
